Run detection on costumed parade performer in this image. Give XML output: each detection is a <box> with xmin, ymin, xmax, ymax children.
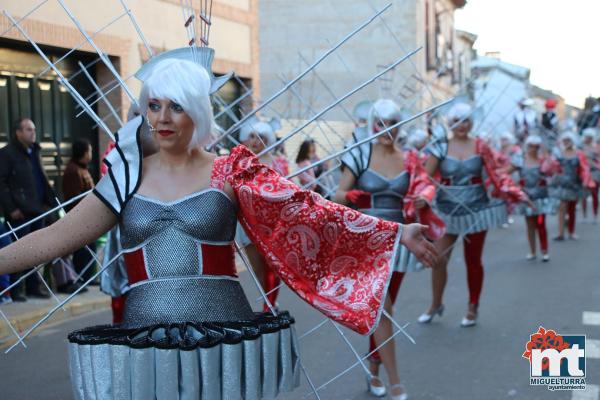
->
<box><xmin>580</xmin><ymin>128</ymin><xmax>600</xmax><ymax>222</ymax></box>
<box><xmin>334</xmin><ymin>99</ymin><xmax>445</xmax><ymax>400</ymax></box>
<box><xmin>550</xmin><ymin>131</ymin><xmax>595</xmax><ymax>240</ymax></box>
<box><xmin>0</xmin><ymin>56</ymin><xmax>438</xmax><ymax>400</ymax></box>
<box><xmin>514</xmin><ymin>98</ymin><xmax>537</xmax><ymax>144</ymax></box>
<box><xmin>237</xmin><ymin>115</ymin><xmax>287</xmax><ymax>311</ymax></box>
<box><xmin>506</xmin><ymin>135</ymin><xmax>559</xmax><ymax>261</ymax></box>
<box><xmin>418</xmin><ymin>102</ymin><xmax>530</xmax><ymax>327</ymax></box>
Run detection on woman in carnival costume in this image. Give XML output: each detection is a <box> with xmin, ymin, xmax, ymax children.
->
<box><xmin>0</xmin><ymin>55</ymin><xmax>438</xmax><ymax>400</ymax></box>
<box><xmin>550</xmin><ymin>131</ymin><xmax>595</xmax><ymax>240</ymax></box>
<box><xmin>418</xmin><ymin>102</ymin><xmax>529</xmax><ymax>328</ymax></box>
<box><xmin>506</xmin><ymin>135</ymin><xmax>560</xmax><ymax>261</ymax></box>
<box><xmin>237</xmin><ymin>115</ymin><xmax>288</xmax><ymax>311</ymax></box>
<box><xmin>334</xmin><ymin>99</ymin><xmax>445</xmax><ymax>400</ymax></box>
<box><xmin>580</xmin><ymin>128</ymin><xmax>600</xmax><ymax>223</ymax></box>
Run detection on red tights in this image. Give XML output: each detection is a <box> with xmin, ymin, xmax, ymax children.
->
<box><xmin>526</xmin><ymin>215</ymin><xmax>548</xmax><ymax>252</ymax></box>
<box><xmin>592</xmin><ymin>188</ymin><xmax>599</xmax><ymax>217</ymax></box>
<box><xmin>368</xmin><ymin>272</ymin><xmax>405</xmax><ymax>362</ymax></box>
<box><xmin>463</xmin><ymin>231</ymin><xmax>487</xmax><ymax>306</ymax></box>
<box><xmin>262</xmin><ymin>268</ymin><xmax>281</xmax><ymax>312</ymax></box>
<box><xmin>111</xmin><ymin>296</ymin><xmax>126</xmax><ymax>324</ymax></box>
<box><xmin>567</xmin><ymin>201</ymin><xmax>577</xmax><ymax>234</ymax></box>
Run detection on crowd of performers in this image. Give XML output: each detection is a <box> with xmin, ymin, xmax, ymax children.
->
<box><xmin>221</xmin><ymin>96</ymin><xmax>599</xmax><ymax>399</ymax></box>
<box><xmin>1</xmin><ymin>45</ymin><xmax>599</xmax><ymax>399</ymax></box>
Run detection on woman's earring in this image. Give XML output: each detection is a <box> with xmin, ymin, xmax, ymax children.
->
<box><xmin>146</xmin><ymin>116</ymin><xmax>157</xmax><ymax>132</ymax></box>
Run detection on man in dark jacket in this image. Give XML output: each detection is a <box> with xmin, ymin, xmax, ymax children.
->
<box><xmin>0</xmin><ymin>117</ymin><xmax>54</xmax><ymax>301</ymax></box>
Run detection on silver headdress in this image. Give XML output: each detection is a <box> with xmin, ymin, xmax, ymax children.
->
<box><xmin>135</xmin><ymin>47</ymin><xmax>233</xmax><ymax>94</ymax></box>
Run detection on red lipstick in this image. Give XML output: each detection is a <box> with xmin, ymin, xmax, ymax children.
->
<box><xmin>158</xmin><ymin>130</ymin><xmax>175</xmax><ymax>137</ymax></box>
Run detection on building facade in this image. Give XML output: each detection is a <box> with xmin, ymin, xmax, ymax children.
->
<box><xmin>471</xmin><ymin>55</ymin><xmax>531</xmax><ymax>137</ymax></box>
<box><xmin>0</xmin><ymin>0</ymin><xmax>259</xmax><ymax>192</ymax></box>
<box><xmin>258</xmin><ymin>0</ymin><xmax>469</xmax><ymax>161</ymax></box>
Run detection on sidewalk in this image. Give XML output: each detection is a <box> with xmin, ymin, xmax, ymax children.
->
<box><xmin>0</xmin><ymin>255</ymin><xmax>249</xmax><ymax>346</ymax></box>
<box><xmin>0</xmin><ymin>286</ymin><xmax>110</xmax><ymax>346</ymax></box>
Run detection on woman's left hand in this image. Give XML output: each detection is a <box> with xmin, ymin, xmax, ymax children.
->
<box><xmin>400</xmin><ymin>223</ymin><xmax>439</xmax><ymax>269</ymax></box>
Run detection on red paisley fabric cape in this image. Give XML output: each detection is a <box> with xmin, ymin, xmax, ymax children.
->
<box><xmin>576</xmin><ymin>150</ymin><xmax>597</xmax><ymax>190</ymax></box>
<box><xmin>403</xmin><ymin>150</ymin><xmax>446</xmax><ymax>241</ymax></box>
<box><xmin>222</xmin><ymin>146</ymin><xmax>402</xmax><ymax>335</ymax></box>
<box><xmin>476</xmin><ymin>138</ymin><xmax>529</xmax><ymax>207</ymax></box>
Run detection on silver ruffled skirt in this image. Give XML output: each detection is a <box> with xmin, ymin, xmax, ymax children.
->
<box><xmin>68</xmin><ymin>278</ymin><xmax>300</xmax><ymax>400</ymax></box>
<box><xmin>513</xmin><ymin>197</ymin><xmax>560</xmax><ymax>216</ymax></box>
<box><xmin>435</xmin><ymin>184</ymin><xmax>508</xmax><ymax>235</ymax></box>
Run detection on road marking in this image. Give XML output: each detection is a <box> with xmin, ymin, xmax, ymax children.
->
<box><xmin>572</xmin><ymin>384</ymin><xmax>599</xmax><ymax>400</ymax></box>
<box><xmin>587</xmin><ymin>339</ymin><xmax>600</xmax><ymax>359</ymax></box>
<box><xmin>583</xmin><ymin>312</ymin><xmax>600</xmax><ymax>326</ymax></box>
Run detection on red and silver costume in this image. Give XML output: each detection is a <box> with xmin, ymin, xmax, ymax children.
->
<box><xmin>427</xmin><ymin>130</ymin><xmax>527</xmax><ymax>306</ymax></box>
<box><xmin>341</xmin><ymin>127</ymin><xmax>444</xmax><ymax>362</ymax></box>
<box><xmin>68</xmin><ymin>117</ymin><xmax>405</xmax><ymax>399</ymax></box>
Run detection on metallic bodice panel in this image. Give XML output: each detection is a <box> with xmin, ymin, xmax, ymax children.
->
<box><xmin>558</xmin><ymin>156</ymin><xmax>579</xmax><ymax>179</ymax></box>
<box><xmin>122</xmin><ymin>278</ymin><xmax>254</xmax><ymax>328</ymax></box>
<box><xmin>119</xmin><ymin>189</ymin><xmax>237</xmax><ymax>278</ymax></box>
<box><xmin>439</xmin><ymin>155</ymin><xmax>483</xmax><ymax>185</ymax></box>
<box><xmin>521</xmin><ymin>166</ymin><xmax>548</xmax><ymax>199</ymax></box>
<box><xmin>357</xmin><ymin>169</ymin><xmax>409</xmax><ymax>223</ymax></box>
<box><xmin>117</xmin><ymin>189</ymin><xmax>250</xmax><ymax>327</ymax></box>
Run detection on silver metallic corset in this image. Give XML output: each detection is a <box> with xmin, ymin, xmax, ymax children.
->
<box><xmin>437</xmin><ymin>155</ymin><xmax>488</xmax><ymax>208</ymax></box>
<box><xmin>521</xmin><ymin>166</ymin><xmax>548</xmax><ymax>199</ymax></box>
<box><xmin>118</xmin><ymin>189</ymin><xmax>255</xmax><ymax>328</ymax></box>
<box><xmin>556</xmin><ymin>156</ymin><xmax>581</xmax><ymax>187</ymax></box>
<box><xmin>356</xmin><ymin>169</ymin><xmax>409</xmax><ymax>222</ymax></box>
<box><xmin>439</xmin><ymin>155</ymin><xmax>483</xmax><ymax>185</ymax></box>
<box><xmin>120</xmin><ymin>189</ymin><xmax>237</xmax><ymax>275</ymax></box>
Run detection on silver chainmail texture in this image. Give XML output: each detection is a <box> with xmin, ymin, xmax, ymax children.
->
<box><xmin>122</xmin><ymin>278</ymin><xmax>255</xmax><ymax>328</ymax></box>
<box><xmin>119</xmin><ymin>190</ymin><xmax>238</xmax><ymax>278</ymax></box>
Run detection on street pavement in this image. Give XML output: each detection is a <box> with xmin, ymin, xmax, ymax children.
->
<box><xmin>1</xmin><ymin>214</ymin><xmax>599</xmax><ymax>400</ymax></box>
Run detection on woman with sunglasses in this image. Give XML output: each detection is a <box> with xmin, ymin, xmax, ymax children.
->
<box><xmin>335</xmin><ymin>99</ymin><xmax>445</xmax><ymax>400</ymax></box>
<box><xmin>418</xmin><ymin>102</ymin><xmax>529</xmax><ymax>328</ymax></box>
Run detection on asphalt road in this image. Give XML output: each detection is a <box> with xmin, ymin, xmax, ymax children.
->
<box><xmin>1</xmin><ymin>214</ymin><xmax>599</xmax><ymax>400</ymax></box>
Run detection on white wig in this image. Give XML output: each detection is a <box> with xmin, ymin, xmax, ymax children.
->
<box><xmin>524</xmin><ymin>135</ymin><xmax>543</xmax><ymax>146</ymax></box>
<box><xmin>499</xmin><ymin>131</ymin><xmax>516</xmax><ymax>144</ymax></box>
<box><xmin>407</xmin><ymin>128</ymin><xmax>428</xmax><ymax>148</ymax></box>
<box><xmin>368</xmin><ymin>99</ymin><xmax>402</xmax><ymax>137</ymax></box>
<box><xmin>559</xmin><ymin>131</ymin><xmax>579</xmax><ymax>146</ymax></box>
<box><xmin>446</xmin><ymin>102</ymin><xmax>473</xmax><ymax>123</ymax></box>
<box><xmin>139</xmin><ymin>58</ymin><xmax>214</xmax><ymax>151</ymax></box>
<box><xmin>239</xmin><ymin>117</ymin><xmax>277</xmax><ymax>146</ymax></box>
<box><xmin>582</xmin><ymin>127</ymin><xmax>597</xmax><ymax>139</ymax></box>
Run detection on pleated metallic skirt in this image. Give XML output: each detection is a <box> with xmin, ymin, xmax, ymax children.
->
<box><xmin>68</xmin><ymin>312</ymin><xmax>300</xmax><ymax>400</ymax></box>
<box><xmin>68</xmin><ymin>279</ymin><xmax>300</xmax><ymax>399</ymax></box>
<box><xmin>435</xmin><ymin>184</ymin><xmax>508</xmax><ymax>235</ymax></box>
<box><xmin>513</xmin><ymin>197</ymin><xmax>560</xmax><ymax>216</ymax></box>
<box><xmin>549</xmin><ymin>186</ymin><xmax>584</xmax><ymax>201</ymax></box>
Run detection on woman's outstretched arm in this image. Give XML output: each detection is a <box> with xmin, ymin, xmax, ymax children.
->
<box><xmin>0</xmin><ymin>194</ymin><xmax>118</xmax><ymax>274</ymax></box>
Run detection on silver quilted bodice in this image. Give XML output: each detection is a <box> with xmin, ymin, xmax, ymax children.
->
<box><xmin>119</xmin><ymin>189</ymin><xmax>237</xmax><ymax>278</ymax></box>
<box><xmin>356</xmin><ymin>169</ymin><xmax>409</xmax><ymax>223</ymax></box>
<box><xmin>521</xmin><ymin>166</ymin><xmax>548</xmax><ymax>199</ymax></box>
<box><xmin>439</xmin><ymin>155</ymin><xmax>483</xmax><ymax>185</ymax></box>
<box><xmin>557</xmin><ymin>156</ymin><xmax>579</xmax><ymax>181</ymax></box>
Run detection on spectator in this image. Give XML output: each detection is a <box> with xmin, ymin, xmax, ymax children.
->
<box><xmin>514</xmin><ymin>98</ymin><xmax>537</xmax><ymax>143</ymax></box>
<box><xmin>0</xmin><ymin>117</ymin><xmax>54</xmax><ymax>301</ymax></box>
<box><xmin>295</xmin><ymin>139</ymin><xmax>318</xmax><ymax>190</ymax></box>
<box><xmin>62</xmin><ymin>138</ymin><xmax>97</xmax><ymax>283</ymax></box>
<box><xmin>578</xmin><ymin>97</ymin><xmax>600</xmax><ymax>132</ymax></box>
